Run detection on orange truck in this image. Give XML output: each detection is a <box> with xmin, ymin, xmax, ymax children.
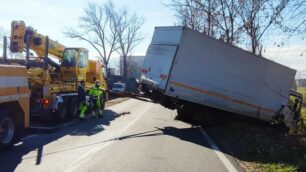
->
<box><xmin>0</xmin><ymin>65</ymin><xmax>30</xmax><ymax>148</ymax></box>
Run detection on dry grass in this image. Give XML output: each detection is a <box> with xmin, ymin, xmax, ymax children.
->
<box><xmin>211</xmin><ymin>121</ymin><xmax>306</xmax><ymax>172</ymax></box>
<box><xmin>206</xmin><ymin>88</ymin><xmax>306</xmax><ymax>172</ymax></box>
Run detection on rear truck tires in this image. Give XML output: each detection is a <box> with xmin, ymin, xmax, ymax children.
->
<box><xmin>69</xmin><ymin>97</ymin><xmax>79</xmax><ymax>119</ymax></box>
<box><xmin>0</xmin><ymin>112</ymin><xmax>18</xmax><ymax>149</ymax></box>
<box><xmin>160</xmin><ymin>96</ymin><xmax>176</xmax><ymax>110</ymax></box>
<box><xmin>56</xmin><ymin>102</ymin><xmax>67</xmax><ymax>121</ymax></box>
<box><xmin>176</xmin><ymin>103</ymin><xmax>221</xmax><ymax>126</ymax></box>
<box><xmin>176</xmin><ymin>104</ymin><xmax>192</xmax><ymax>122</ymax></box>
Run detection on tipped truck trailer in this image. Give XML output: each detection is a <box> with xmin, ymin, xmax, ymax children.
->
<box><xmin>140</xmin><ymin>26</ymin><xmax>302</xmax><ymax>128</ymax></box>
<box><xmin>0</xmin><ymin>65</ymin><xmax>30</xmax><ymax>148</ymax></box>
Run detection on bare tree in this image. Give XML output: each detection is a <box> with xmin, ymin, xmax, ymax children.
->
<box><xmin>126</xmin><ymin>56</ymin><xmax>142</xmax><ymax>78</ymax></box>
<box><xmin>168</xmin><ymin>0</ymin><xmax>292</xmax><ymax>55</ymax></box>
<box><xmin>64</xmin><ymin>2</ymin><xmax>119</xmax><ymax>71</ymax></box>
<box><xmin>168</xmin><ymin>0</ymin><xmax>218</xmax><ymax>36</ymax></box>
<box><xmin>281</xmin><ymin>0</ymin><xmax>306</xmax><ymax>35</ymax></box>
<box><xmin>236</xmin><ymin>0</ymin><xmax>291</xmax><ymax>55</ymax></box>
<box><xmin>168</xmin><ymin>0</ymin><xmax>244</xmax><ymax>43</ymax></box>
<box><xmin>213</xmin><ymin>0</ymin><xmax>244</xmax><ymax>44</ymax></box>
<box><xmin>64</xmin><ymin>1</ymin><xmax>144</xmax><ymax>79</ymax></box>
<box><xmin>109</xmin><ymin>6</ymin><xmax>144</xmax><ymax>80</ymax></box>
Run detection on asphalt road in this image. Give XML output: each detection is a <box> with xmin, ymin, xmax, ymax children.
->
<box><xmin>0</xmin><ymin>98</ymin><xmax>243</xmax><ymax>172</ymax></box>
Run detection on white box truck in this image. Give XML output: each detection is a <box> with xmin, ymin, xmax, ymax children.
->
<box><xmin>140</xmin><ymin>26</ymin><xmax>302</xmax><ymax>128</ymax></box>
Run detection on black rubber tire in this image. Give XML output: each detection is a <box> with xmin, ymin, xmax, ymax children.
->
<box><xmin>69</xmin><ymin>97</ymin><xmax>79</xmax><ymax>119</ymax></box>
<box><xmin>176</xmin><ymin>104</ymin><xmax>192</xmax><ymax>122</ymax></box>
<box><xmin>0</xmin><ymin>112</ymin><xmax>17</xmax><ymax>149</ymax></box>
<box><xmin>56</xmin><ymin>102</ymin><xmax>67</xmax><ymax>121</ymax></box>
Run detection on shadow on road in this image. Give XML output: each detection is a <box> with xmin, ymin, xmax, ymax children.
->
<box><xmin>111</xmin><ymin>126</ymin><xmax>207</xmax><ymax>148</ymax></box>
<box><xmin>0</xmin><ymin>109</ymin><xmax>123</xmax><ymax>171</ymax></box>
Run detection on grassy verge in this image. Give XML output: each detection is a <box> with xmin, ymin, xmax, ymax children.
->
<box><xmin>297</xmin><ymin>87</ymin><xmax>306</xmax><ymax>125</ymax></box>
<box><xmin>207</xmin><ymin>87</ymin><xmax>306</xmax><ymax>172</ymax></box>
<box><xmin>209</xmin><ymin>120</ymin><xmax>306</xmax><ymax>172</ymax></box>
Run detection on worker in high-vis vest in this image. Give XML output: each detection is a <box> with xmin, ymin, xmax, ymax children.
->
<box><xmin>78</xmin><ymin>80</ymin><xmax>88</xmax><ymax>120</ymax></box>
<box><xmin>89</xmin><ymin>81</ymin><xmax>104</xmax><ymax>118</ymax></box>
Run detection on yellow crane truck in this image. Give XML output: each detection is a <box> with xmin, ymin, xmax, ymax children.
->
<box><xmin>0</xmin><ymin>21</ymin><xmax>108</xmax><ymax>148</ymax></box>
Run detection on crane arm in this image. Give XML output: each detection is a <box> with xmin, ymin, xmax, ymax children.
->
<box><xmin>10</xmin><ymin>21</ymin><xmax>65</xmax><ymax>59</ymax></box>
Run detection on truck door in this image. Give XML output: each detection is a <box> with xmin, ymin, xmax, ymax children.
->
<box><xmin>141</xmin><ymin>44</ymin><xmax>177</xmax><ymax>90</ymax></box>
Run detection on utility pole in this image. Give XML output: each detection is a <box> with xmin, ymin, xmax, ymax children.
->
<box><xmin>2</xmin><ymin>36</ymin><xmax>7</xmax><ymax>63</ymax></box>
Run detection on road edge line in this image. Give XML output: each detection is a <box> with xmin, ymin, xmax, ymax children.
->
<box><xmin>199</xmin><ymin>128</ymin><xmax>238</xmax><ymax>172</ymax></box>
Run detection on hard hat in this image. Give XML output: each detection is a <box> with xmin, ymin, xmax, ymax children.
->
<box><xmin>95</xmin><ymin>81</ymin><xmax>101</xmax><ymax>87</ymax></box>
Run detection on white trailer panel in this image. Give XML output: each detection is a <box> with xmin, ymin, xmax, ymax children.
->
<box><xmin>141</xmin><ymin>45</ymin><xmax>177</xmax><ymax>90</ymax></box>
<box><xmin>141</xmin><ymin>26</ymin><xmax>297</xmax><ymax>122</ymax></box>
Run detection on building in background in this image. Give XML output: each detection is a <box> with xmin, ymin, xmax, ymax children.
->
<box><xmin>295</xmin><ymin>70</ymin><xmax>306</xmax><ymax>87</ymax></box>
<box><xmin>106</xmin><ymin>56</ymin><xmax>144</xmax><ymax>93</ymax></box>
<box><xmin>106</xmin><ymin>67</ymin><xmax>117</xmax><ymax>76</ymax></box>
<box><xmin>296</xmin><ymin>79</ymin><xmax>306</xmax><ymax>87</ymax></box>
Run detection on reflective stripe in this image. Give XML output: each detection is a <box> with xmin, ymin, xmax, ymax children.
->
<box><xmin>169</xmin><ymin>80</ymin><xmax>275</xmax><ymax>113</ymax></box>
<box><xmin>89</xmin><ymin>87</ymin><xmax>103</xmax><ymax>96</ymax></box>
<box><xmin>0</xmin><ymin>76</ymin><xmax>28</xmax><ymax>88</ymax></box>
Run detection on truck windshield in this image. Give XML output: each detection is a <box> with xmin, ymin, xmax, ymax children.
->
<box><xmin>77</xmin><ymin>50</ymin><xmax>88</xmax><ymax>68</ymax></box>
<box><xmin>62</xmin><ymin>49</ymin><xmax>76</xmax><ymax>67</ymax></box>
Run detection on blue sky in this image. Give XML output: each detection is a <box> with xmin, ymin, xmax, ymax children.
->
<box><xmin>0</xmin><ymin>0</ymin><xmax>175</xmax><ymax>56</ymax></box>
<box><xmin>0</xmin><ymin>0</ymin><xmax>305</xmax><ymax>73</ymax></box>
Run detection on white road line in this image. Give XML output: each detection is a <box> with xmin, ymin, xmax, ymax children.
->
<box><xmin>199</xmin><ymin>128</ymin><xmax>238</xmax><ymax>172</ymax></box>
<box><xmin>65</xmin><ymin>103</ymin><xmax>153</xmax><ymax>172</ymax></box>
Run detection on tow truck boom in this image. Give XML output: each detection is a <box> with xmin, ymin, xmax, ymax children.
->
<box><xmin>10</xmin><ymin>21</ymin><xmax>65</xmax><ymax>59</ymax></box>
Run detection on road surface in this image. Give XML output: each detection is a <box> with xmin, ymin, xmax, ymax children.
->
<box><xmin>0</xmin><ymin>98</ymin><xmax>242</xmax><ymax>172</ymax></box>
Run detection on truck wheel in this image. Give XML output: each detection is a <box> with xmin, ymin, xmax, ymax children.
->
<box><xmin>57</xmin><ymin>102</ymin><xmax>67</xmax><ymax>121</ymax></box>
<box><xmin>200</xmin><ymin>106</ymin><xmax>226</xmax><ymax>126</ymax></box>
<box><xmin>0</xmin><ymin>113</ymin><xmax>17</xmax><ymax>149</ymax></box>
<box><xmin>176</xmin><ymin>104</ymin><xmax>192</xmax><ymax>122</ymax></box>
<box><xmin>69</xmin><ymin>97</ymin><xmax>79</xmax><ymax>119</ymax></box>
<box><xmin>160</xmin><ymin>96</ymin><xmax>176</xmax><ymax>110</ymax></box>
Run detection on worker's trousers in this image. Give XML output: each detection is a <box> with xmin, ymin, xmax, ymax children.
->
<box><xmin>79</xmin><ymin>102</ymin><xmax>87</xmax><ymax>118</ymax></box>
<box><xmin>92</xmin><ymin>98</ymin><xmax>103</xmax><ymax>116</ymax></box>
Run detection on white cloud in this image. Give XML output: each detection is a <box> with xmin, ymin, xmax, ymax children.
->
<box><xmin>263</xmin><ymin>45</ymin><xmax>306</xmax><ymax>71</ymax></box>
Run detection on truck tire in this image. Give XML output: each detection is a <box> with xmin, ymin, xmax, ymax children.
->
<box><xmin>160</xmin><ymin>96</ymin><xmax>176</xmax><ymax>110</ymax></box>
<box><xmin>176</xmin><ymin>104</ymin><xmax>192</xmax><ymax>122</ymax></box>
<box><xmin>0</xmin><ymin>112</ymin><xmax>17</xmax><ymax>149</ymax></box>
<box><xmin>57</xmin><ymin>102</ymin><xmax>67</xmax><ymax>121</ymax></box>
<box><xmin>69</xmin><ymin>97</ymin><xmax>79</xmax><ymax>119</ymax></box>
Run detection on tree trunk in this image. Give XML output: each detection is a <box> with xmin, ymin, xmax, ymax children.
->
<box><xmin>104</xmin><ymin>63</ymin><xmax>109</xmax><ymax>78</ymax></box>
<box><xmin>122</xmin><ymin>55</ymin><xmax>128</xmax><ymax>81</ymax></box>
